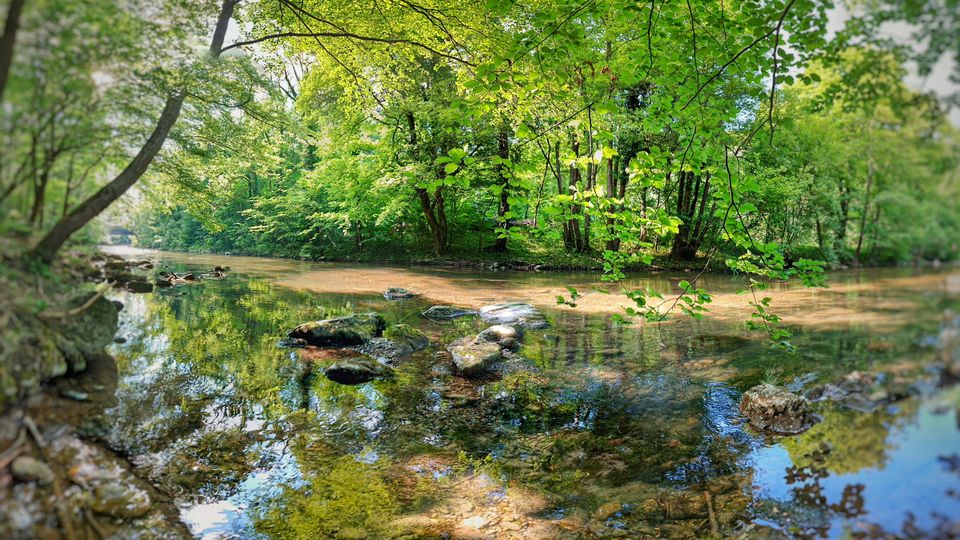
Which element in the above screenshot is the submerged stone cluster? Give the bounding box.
[285,291,550,385]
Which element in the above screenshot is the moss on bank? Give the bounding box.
[0,240,120,413]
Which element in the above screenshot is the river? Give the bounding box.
[98,246,960,539]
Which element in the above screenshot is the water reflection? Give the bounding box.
[98,254,960,538]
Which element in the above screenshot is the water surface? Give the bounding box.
[101,247,960,538]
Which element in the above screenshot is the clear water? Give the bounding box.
[101,248,960,539]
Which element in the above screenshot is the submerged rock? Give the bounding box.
[325,355,393,384]
[289,313,386,346]
[48,432,153,519]
[123,279,154,293]
[383,287,417,300]
[359,324,431,360]
[91,482,152,518]
[479,302,548,329]
[384,324,430,352]
[422,305,478,321]
[277,337,308,349]
[739,384,818,435]
[448,338,502,378]
[61,389,89,401]
[477,324,521,349]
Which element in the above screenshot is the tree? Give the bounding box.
[29,0,239,263]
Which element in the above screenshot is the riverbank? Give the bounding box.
[101,245,960,331]
[121,242,960,275]
[0,245,193,538]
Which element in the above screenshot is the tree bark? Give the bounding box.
[0,0,25,103]
[854,155,874,265]
[30,0,237,263]
[491,125,510,252]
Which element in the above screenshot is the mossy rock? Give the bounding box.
[290,313,386,346]
[384,324,430,353]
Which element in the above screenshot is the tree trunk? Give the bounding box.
[836,178,850,252]
[30,0,237,263]
[854,156,874,265]
[29,169,48,226]
[406,110,448,256]
[670,171,709,261]
[0,0,25,103]
[491,125,510,252]
[416,187,448,256]
[604,155,620,252]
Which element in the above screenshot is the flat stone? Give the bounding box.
[383,287,418,300]
[477,325,521,349]
[448,338,502,378]
[422,306,478,321]
[479,303,548,329]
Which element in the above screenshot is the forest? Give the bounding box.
[1,0,958,276]
[3,1,960,539]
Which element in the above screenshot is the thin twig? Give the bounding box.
[84,508,109,539]
[0,427,27,469]
[23,415,45,448]
[704,491,720,536]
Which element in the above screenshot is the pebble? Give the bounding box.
[462,515,488,529]
[61,390,89,402]
[11,456,54,485]
[594,501,623,520]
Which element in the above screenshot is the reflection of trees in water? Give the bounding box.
[765,398,960,539]
[782,401,914,475]
[106,270,960,538]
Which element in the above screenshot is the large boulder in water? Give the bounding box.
[422,305,477,321]
[289,313,386,346]
[739,384,818,435]
[325,355,393,385]
[477,324,521,350]
[448,338,502,378]
[479,303,548,329]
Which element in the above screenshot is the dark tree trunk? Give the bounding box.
[0,0,24,103]
[566,134,585,252]
[491,125,510,252]
[29,170,48,226]
[416,187,448,255]
[30,0,237,263]
[854,158,875,265]
[406,110,448,256]
[670,171,710,261]
[836,178,850,252]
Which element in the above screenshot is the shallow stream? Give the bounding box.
[99,247,960,539]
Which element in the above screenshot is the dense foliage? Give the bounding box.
[1,0,958,312]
